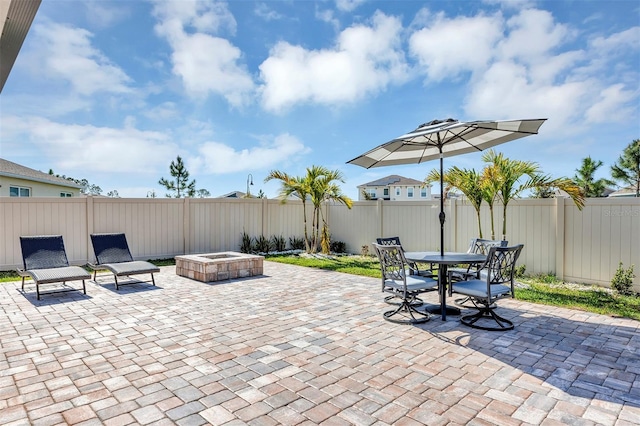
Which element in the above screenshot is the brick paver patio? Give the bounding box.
[1,261,639,425]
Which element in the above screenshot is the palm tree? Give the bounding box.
[307,166,353,253]
[480,163,501,240]
[482,150,585,240]
[574,157,614,197]
[264,170,311,252]
[426,167,485,238]
[611,139,640,197]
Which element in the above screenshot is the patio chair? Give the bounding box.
[450,238,508,307]
[89,233,160,290]
[376,237,436,278]
[450,244,524,331]
[18,235,91,300]
[372,243,438,324]
[376,236,436,306]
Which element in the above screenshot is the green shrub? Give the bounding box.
[240,231,252,253]
[254,235,270,253]
[514,264,526,278]
[289,236,305,251]
[330,241,347,253]
[270,235,286,252]
[611,262,635,295]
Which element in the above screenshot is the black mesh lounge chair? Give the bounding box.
[18,235,90,300]
[89,233,160,290]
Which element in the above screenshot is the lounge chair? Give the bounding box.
[89,233,160,290]
[18,235,91,300]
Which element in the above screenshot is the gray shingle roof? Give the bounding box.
[359,174,425,187]
[0,158,83,189]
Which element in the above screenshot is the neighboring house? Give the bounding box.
[357,175,432,201]
[0,158,82,197]
[608,185,639,197]
[218,191,249,198]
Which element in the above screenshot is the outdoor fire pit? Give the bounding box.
[175,252,264,282]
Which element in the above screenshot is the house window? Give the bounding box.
[395,187,401,196]
[367,189,376,198]
[9,186,30,197]
[421,187,428,198]
[407,187,414,198]
[60,192,72,197]
[383,188,389,197]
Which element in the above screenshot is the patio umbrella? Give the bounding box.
[347,118,547,255]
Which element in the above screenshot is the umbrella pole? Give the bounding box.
[439,152,445,256]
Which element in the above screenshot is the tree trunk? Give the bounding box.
[502,203,509,241]
[302,202,311,253]
[475,208,483,238]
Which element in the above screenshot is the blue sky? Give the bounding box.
[1,0,638,198]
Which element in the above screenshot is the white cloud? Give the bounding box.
[259,11,409,112]
[409,11,504,81]
[465,61,590,127]
[407,7,638,131]
[31,22,132,95]
[152,0,254,107]
[2,115,177,173]
[585,84,637,123]
[143,101,180,121]
[315,8,340,31]
[254,3,283,21]
[335,0,366,12]
[497,9,575,63]
[191,133,311,174]
[84,2,130,29]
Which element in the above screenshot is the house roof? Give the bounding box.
[358,175,425,188]
[0,158,83,189]
[608,185,639,197]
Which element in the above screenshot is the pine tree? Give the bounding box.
[611,140,640,197]
[573,157,614,197]
[158,156,196,198]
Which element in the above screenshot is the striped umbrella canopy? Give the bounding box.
[347,118,547,254]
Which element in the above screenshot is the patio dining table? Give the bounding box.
[405,251,487,321]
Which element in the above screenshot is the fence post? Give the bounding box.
[555,196,565,280]
[183,197,190,255]
[377,198,384,237]
[262,197,268,237]
[449,198,457,252]
[86,196,94,262]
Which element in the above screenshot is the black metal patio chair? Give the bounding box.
[18,235,91,300]
[449,238,508,307]
[89,233,160,290]
[373,243,438,324]
[450,244,524,331]
[376,236,437,306]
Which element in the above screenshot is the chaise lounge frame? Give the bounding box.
[18,235,90,300]
[89,233,160,290]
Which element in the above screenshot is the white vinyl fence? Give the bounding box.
[1,196,638,290]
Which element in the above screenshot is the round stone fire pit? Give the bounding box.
[175,252,264,282]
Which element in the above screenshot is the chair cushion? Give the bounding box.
[451,279,511,299]
[27,266,91,284]
[101,261,160,276]
[384,275,438,292]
